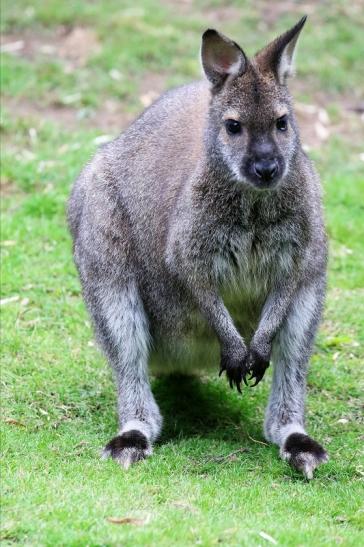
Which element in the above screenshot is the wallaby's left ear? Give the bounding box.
[255,16,307,84]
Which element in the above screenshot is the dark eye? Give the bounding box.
[276,115,288,131]
[225,119,242,135]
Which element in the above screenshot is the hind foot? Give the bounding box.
[280,433,329,479]
[102,429,152,469]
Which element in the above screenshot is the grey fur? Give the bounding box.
[68,17,328,477]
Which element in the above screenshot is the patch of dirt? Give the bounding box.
[294,102,331,150]
[138,72,168,107]
[3,96,83,129]
[158,0,195,16]
[1,26,100,69]
[295,98,364,151]
[2,68,169,134]
[2,96,134,134]
[91,99,134,132]
[258,1,318,27]
[291,79,364,150]
[160,0,241,21]
[1,24,169,132]
[259,0,364,26]
[201,5,243,23]
[0,178,22,197]
[57,27,100,68]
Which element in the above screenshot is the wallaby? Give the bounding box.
[68,16,329,478]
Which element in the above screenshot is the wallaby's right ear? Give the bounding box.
[201,29,247,88]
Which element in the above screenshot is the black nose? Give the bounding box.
[254,159,278,182]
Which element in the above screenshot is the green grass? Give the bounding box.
[1,1,364,545]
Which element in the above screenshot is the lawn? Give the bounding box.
[1,1,364,545]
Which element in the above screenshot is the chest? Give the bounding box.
[213,215,302,296]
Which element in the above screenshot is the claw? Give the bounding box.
[250,375,263,387]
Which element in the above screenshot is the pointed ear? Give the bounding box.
[255,16,307,84]
[201,29,247,88]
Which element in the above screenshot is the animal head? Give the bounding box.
[201,17,307,190]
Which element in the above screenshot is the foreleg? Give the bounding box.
[248,282,296,386]
[191,287,249,392]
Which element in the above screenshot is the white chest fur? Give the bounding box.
[214,222,297,297]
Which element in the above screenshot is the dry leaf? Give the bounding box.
[106,516,146,526]
[4,418,26,427]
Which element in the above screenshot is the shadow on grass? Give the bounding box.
[79,367,269,460]
[79,371,338,481]
[152,373,264,446]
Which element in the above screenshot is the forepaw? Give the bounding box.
[102,430,152,469]
[219,349,249,394]
[281,433,329,479]
[244,349,269,387]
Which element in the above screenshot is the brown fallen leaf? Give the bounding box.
[106,517,146,526]
[4,418,26,427]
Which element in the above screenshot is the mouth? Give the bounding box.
[247,175,281,190]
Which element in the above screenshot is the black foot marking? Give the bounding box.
[219,352,249,394]
[102,430,152,468]
[244,349,270,387]
[281,433,329,479]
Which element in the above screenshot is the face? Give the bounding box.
[209,69,299,190]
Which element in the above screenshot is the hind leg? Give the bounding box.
[264,281,328,479]
[88,280,162,468]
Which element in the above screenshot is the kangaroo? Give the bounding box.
[68,16,329,478]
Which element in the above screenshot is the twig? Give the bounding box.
[247,434,269,446]
[204,447,248,463]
